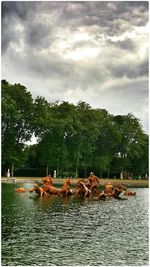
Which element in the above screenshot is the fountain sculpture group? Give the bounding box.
[15,172,136,200]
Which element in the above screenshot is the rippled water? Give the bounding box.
[2,182,149,266]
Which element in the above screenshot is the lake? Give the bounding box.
[1,182,149,266]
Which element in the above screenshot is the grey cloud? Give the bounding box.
[25,22,51,49]
[56,1,148,32]
[6,46,75,84]
[97,78,149,132]
[30,56,73,79]
[2,1,149,53]
[2,1,38,52]
[113,79,148,98]
[108,58,149,80]
[2,1,37,20]
[2,16,17,52]
[111,38,136,51]
[107,38,136,53]
[10,51,104,92]
[136,59,149,77]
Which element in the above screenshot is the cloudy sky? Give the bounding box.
[2,1,149,132]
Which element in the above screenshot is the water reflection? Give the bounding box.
[2,183,149,266]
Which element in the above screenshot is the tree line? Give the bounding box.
[2,80,148,179]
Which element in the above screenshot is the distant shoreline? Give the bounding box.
[1,177,149,188]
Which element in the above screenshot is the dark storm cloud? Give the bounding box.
[2,1,37,20]
[107,57,149,80]
[138,59,149,77]
[55,1,149,32]
[2,1,149,52]
[2,16,17,52]
[2,1,38,52]
[25,22,51,49]
[112,38,136,51]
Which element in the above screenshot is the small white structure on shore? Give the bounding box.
[120,172,123,179]
[6,168,16,183]
[54,170,57,178]
[7,169,10,178]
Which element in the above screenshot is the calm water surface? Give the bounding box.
[2,182,149,266]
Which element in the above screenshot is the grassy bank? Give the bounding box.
[1,177,149,188]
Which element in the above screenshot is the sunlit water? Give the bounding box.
[2,182,149,266]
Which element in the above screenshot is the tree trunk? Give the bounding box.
[75,167,78,178]
[75,150,80,177]
[107,163,110,178]
[57,152,60,174]
[11,162,14,177]
[46,164,48,176]
[84,166,87,178]
[65,166,68,172]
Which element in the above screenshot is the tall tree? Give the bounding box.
[113,113,147,178]
[2,80,33,176]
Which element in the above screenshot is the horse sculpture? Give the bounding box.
[84,172,101,197]
[41,183,62,195]
[40,176,60,194]
[109,184,127,199]
[90,184,101,197]
[15,188,27,193]
[60,178,73,196]
[86,173,100,188]
[30,178,73,196]
[29,184,48,197]
[104,182,114,195]
[75,180,91,198]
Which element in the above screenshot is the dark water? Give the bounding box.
[1,182,149,266]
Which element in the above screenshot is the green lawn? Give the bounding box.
[2,177,149,188]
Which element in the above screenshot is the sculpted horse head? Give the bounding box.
[65,177,71,185]
[60,178,73,196]
[42,176,53,185]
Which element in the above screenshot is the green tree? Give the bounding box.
[128,133,149,177]
[93,110,121,177]
[113,113,147,178]
[2,80,33,176]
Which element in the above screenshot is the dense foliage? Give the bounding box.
[1,80,149,178]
